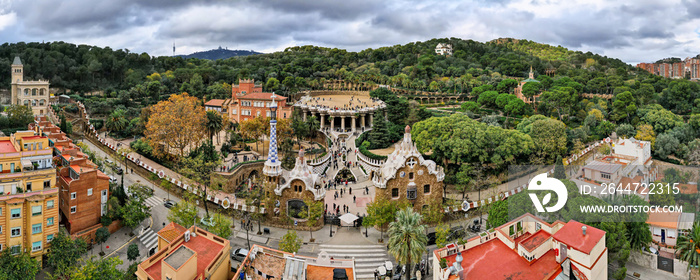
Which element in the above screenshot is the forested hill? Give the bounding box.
[0,38,638,94]
[176,48,261,60]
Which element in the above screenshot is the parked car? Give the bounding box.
[164,200,176,209]
[109,176,117,183]
[231,248,249,262]
[112,165,123,175]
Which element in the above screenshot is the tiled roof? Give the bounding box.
[646,211,681,229]
[238,92,288,101]
[204,99,226,107]
[0,141,16,153]
[158,222,187,244]
[552,220,605,255]
[584,161,623,173]
[12,56,22,65]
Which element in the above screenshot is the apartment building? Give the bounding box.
[0,130,57,265]
[30,116,110,239]
[636,57,700,80]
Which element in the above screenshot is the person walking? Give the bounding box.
[353,195,356,203]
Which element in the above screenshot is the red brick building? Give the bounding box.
[30,117,109,236]
[205,79,293,123]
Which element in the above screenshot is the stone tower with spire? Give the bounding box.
[263,94,282,185]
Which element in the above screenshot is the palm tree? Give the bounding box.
[306,116,320,139]
[677,221,700,267]
[388,207,427,280]
[105,109,128,136]
[205,110,224,144]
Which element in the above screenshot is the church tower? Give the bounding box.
[10,56,23,105]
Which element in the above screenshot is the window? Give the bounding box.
[283,113,287,118]
[32,241,41,252]
[46,200,54,209]
[11,245,20,255]
[409,172,414,180]
[11,227,21,237]
[536,223,541,231]
[44,180,50,189]
[47,234,54,243]
[0,226,2,233]
[407,187,417,200]
[32,224,42,234]
[71,192,76,200]
[11,208,20,219]
[391,188,399,198]
[231,109,237,115]
[601,172,611,179]
[424,184,430,194]
[26,182,32,191]
[47,217,54,226]
[87,188,93,196]
[0,207,2,216]
[70,206,76,213]
[32,205,41,216]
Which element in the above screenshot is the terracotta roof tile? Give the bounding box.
[158,222,187,243]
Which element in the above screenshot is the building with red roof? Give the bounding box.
[30,116,110,240]
[227,79,292,123]
[136,225,231,280]
[233,244,356,280]
[433,214,607,280]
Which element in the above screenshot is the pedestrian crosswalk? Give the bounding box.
[319,244,390,280]
[143,196,161,208]
[138,227,158,252]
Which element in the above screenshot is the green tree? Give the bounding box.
[517,116,566,164]
[279,230,302,253]
[95,227,111,254]
[306,115,320,139]
[0,250,40,280]
[205,110,224,144]
[611,91,636,122]
[209,212,233,239]
[387,207,427,280]
[460,101,480,113]
[435,223,450,248]
[167,200,200,227]
[121,194,151,229]
[487,200,509,228]
[626,222,652,252]
[105,109,129,136]
[654,133,679,159]
[676,222,700,267]
[615,123,635,138]
[46,231,88,279]
[68,257,125,280]
[265,77,280,92]
[178,154,223,218]
[367,112,391,148]
[496,79,518,93]
[521,81,541,98]
[127,243,140,263]
[298,197,324,242]
[365,199,401,242]
[6,105,34,127]
[553,155,565,179]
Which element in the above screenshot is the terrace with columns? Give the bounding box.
[294,93,386,137]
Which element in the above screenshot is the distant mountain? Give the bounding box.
[176,47,262,60]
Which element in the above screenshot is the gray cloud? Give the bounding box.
[0,0,697,64]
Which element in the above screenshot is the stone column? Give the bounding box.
[320,114,325,129]
[331,114,335,130]
[369,113,374,126]
[384,110,388,120]
[361,114,366,129]
[351,115,356,131]
[341,116,346,132]
[303,109,307,121]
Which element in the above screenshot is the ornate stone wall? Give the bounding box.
[375,156,443,213]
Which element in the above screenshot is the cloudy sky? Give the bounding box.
[0,0,699,64]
